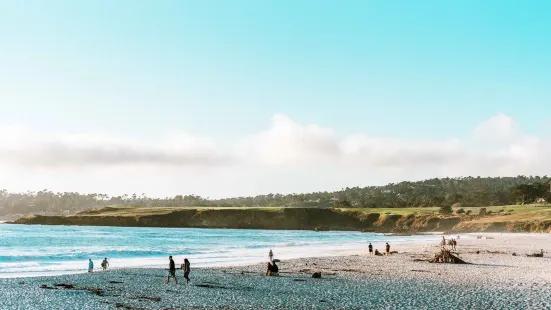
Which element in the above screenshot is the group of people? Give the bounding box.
[166,255,191,285]
[442,236,458,251]
[87,256,191,286]
[87,258,109,273]
[368,242,392,256]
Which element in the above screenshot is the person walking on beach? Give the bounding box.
[88,259,94,273]
[452,239,457,251]
[183,258,191,285]
[441,236,446,248]
[368,243,373,255]
[269,249,274,262]
[101,258,109,271]
[385,242,390,255]
[166,256,178,284]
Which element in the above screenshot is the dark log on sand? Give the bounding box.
[526,249,544,258]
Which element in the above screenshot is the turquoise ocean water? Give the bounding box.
[0,224,439,278]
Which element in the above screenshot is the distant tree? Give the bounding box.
[333,200,352,208]
[509,182,548,204]
[1,175,551,216]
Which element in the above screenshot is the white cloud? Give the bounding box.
[237,112,551,177]
[0,126,232,168]
[472,112,520,143]
[1,113,550,196]
[236,114,341,166]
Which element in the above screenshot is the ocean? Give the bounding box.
[0,224,439,278]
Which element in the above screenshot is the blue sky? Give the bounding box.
[0,1,550,197]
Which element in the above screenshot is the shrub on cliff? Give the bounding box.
[333,200,352,208]
[455,208,465,214]
[479,207,488,216]
[439,205,453,215]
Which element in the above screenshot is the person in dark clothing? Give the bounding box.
[385,242,390,254]
[101,258,109,271]
[368,243,373,255]
[183,258,191,285]
[266,262,279,276]
[166,256,178,284]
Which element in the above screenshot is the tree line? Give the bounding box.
[1,176,550,216]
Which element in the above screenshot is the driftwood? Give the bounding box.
[414,249,470,264]
[429,249,470,264]
[526,249,544,258]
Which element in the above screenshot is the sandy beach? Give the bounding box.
[1,233,550,310]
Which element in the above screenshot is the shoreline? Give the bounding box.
[1,233,550,309]
[1,231,547,280]
[0,225,446,279]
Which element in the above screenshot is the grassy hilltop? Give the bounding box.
[13,204,551,233]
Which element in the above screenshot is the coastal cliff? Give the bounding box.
[11,207,551,233]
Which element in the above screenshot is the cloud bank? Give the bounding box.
[0,127,231,168]
[0,113,550,178]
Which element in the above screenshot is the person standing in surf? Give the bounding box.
[88,258,94,273]
[101,258,109,271]
[268,249,274,262]
[368,243,373,255]
[385,242,390,255]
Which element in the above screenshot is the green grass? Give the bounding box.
[339,204,551,222]
[338,207,440,215]
[77,205,285,216]
[77,204,551,221]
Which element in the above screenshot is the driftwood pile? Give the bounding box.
[526,249,544,258]
[414,249,470,264]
